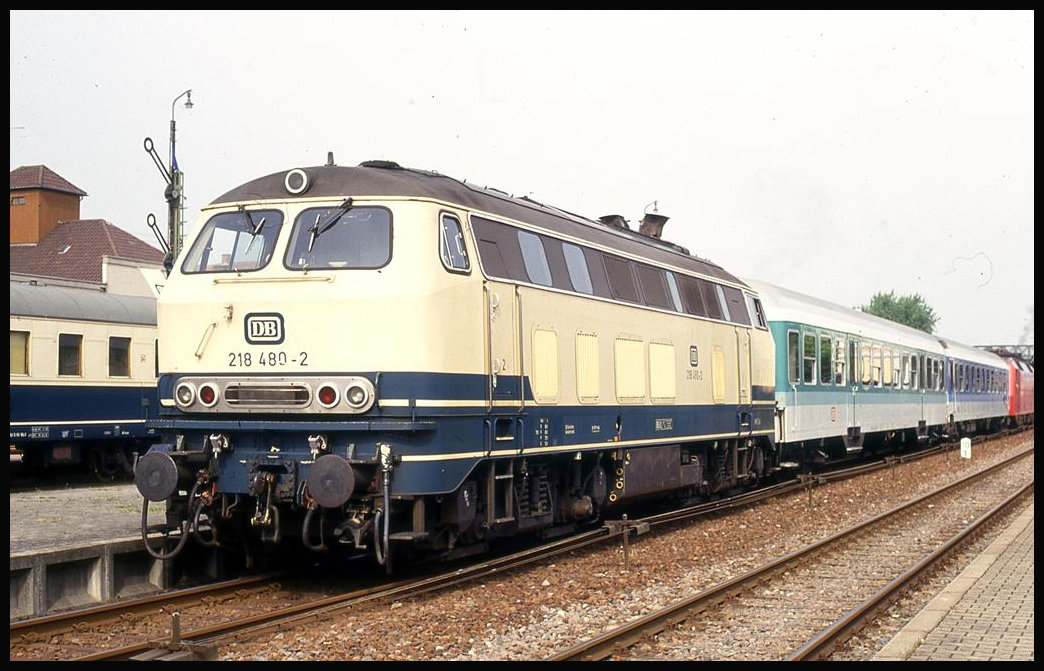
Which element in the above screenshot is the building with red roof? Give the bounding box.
[10,165,164,296]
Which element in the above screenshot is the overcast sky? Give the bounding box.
[10,10,1033,347]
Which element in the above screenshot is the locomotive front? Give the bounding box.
[136,162,485,565]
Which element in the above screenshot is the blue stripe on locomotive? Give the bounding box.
[10,384,159,443]
[155,371,774,497]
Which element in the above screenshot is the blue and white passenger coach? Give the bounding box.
[745,279,1009,463]
[138,158,778,563]
[10,282,159,477]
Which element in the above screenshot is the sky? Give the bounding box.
[10,10,1034,348]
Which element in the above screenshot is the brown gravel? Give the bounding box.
[211,431,1034,661]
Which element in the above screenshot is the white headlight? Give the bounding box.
[175,382,196,407]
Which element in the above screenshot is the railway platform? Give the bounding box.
[9,483,211,621]
[874,501,1034,661]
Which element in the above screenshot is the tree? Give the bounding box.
[860,291,939,333]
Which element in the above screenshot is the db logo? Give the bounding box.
[244,313,284,344]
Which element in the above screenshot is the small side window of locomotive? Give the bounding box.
[721,286,750,325]
[58,333,83,377]
[714,285,732,322]
[636,264,672,310]
[182,209,284,274]
[517,230,552,286]
[604,255,640,304]
[10,330,29,375]
[745,294,768,329]
[562,243,593,295]
[700,280,724,320]
[439,213,470,272]
[678,276,707,317]
[108,336,131,377]
[286,206,390,270]
[664,272,684,312]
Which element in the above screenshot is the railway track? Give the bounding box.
[545,447,1033,661]
[10,428,1030,661]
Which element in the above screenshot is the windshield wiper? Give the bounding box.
[308,198,354,252]
[239,207,267,239]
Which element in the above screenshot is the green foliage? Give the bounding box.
[860,291,939,333]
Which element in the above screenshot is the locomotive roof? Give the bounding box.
[9,282,156,326]
[209,160,743,286]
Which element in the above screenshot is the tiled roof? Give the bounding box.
[10,165,88,196]
[9,219,164,283]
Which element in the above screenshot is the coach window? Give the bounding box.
[882,347,893,387]
[872,345,883,387]
[910,354,919,390]
[11,330,29,375]
[58,333,83,377]
[664,271,685,313]
[439,213,470,273]
[803,333,817,385]
[108,336,132,377]
[184,209,284,274]
[819,335,832,386]
[636,264,673,310]
[604,255,641,304]
[834,337,846,384]
[848,340,859,386]
[861,343,872,387]
[787,331,800,385]
[517,230,552,287]
[562,243,593,295]
[901,353,910,388]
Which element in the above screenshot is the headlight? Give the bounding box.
[175,382,196,408]
[344,377,376,412]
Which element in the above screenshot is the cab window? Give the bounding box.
[182,209,284,274]
[285,206,391,270]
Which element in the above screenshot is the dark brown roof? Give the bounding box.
[213,161,741,285]
[9,219,164,283]
[10,165,88,196]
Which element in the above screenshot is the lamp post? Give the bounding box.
[167,89,193,261]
